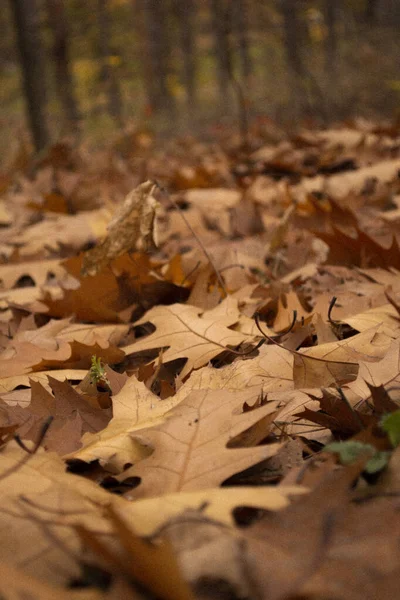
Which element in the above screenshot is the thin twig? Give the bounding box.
[254,313,358,367]
[254,310,297,339]
[0,416,53,484]
[156,183,228,298]
[180,260,200,286]
[328,296,338,325]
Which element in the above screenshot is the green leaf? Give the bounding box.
[363,451,391,474]
[380,410,400,448]
[324,441,390,474]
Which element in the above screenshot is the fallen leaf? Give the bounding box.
[119,388,282,497]
[69,373,183,471]
[81,181,159,276]
[123,297,257,379]
[121,485,308,534]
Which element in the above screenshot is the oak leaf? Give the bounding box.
[173,343,294,396]
[123,297,257,379]
[15,208,110,257]
[0,317,127,378]
[119,388,282,497]
[316,225,400,269]
[0,258,65,289]
[0,377,111,455]
[121,485,308,534]
[69,374,183,471]
[344,340,400,408]
[0,368,88,394]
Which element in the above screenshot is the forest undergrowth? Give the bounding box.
[0,119,400,599]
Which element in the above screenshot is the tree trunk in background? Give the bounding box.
[210,0,232,108]
[280,0,307,116]
[365,0,379,24]
[325,0,338,79]
[173,0,196,112]
[10,0,50,151]
[97,0,123,127]
[46,0,80,131]
[142,0,175,114]
[381,0,400,27]
[233,0,252,85]
[281,0,304,80]
[132,0,155,116]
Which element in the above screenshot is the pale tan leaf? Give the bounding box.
[69,374,183,471]
[123,296,255,379]
[0,369,88,394]
[174,343,294,397]
[119,388,282,497]
[0,258,65,289]
[122,486,308,535]
[293,353,358,388]
[344,340,400,407]
[341,304,400,339]
[81,181,159,276]
[17,208,110,257]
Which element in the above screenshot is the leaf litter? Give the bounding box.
[1,122,400,598]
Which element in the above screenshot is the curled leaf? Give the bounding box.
[81,181,159,276]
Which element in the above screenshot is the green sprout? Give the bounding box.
[90,355,110,389]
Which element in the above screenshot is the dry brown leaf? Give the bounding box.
[123,296,256,379]
[293,352,358,388]
[0,317,126,378]
[316,225,400,269]
[301,324,393,363]
[79,506,195,600]
[69,374,183,471]
[119,388,282,497]
[173,343,294,396]
[344,340,400,407]
[0,368,88,394]
[121,485,308,534]
[0,562,98,600]
[0,258,65,289]
[0,444,114,585]
[16,208,110,257]
[342,303,400,338]
[0,376,111,454]
[81,181,159,276]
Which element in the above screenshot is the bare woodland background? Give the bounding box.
[3,0,400,154]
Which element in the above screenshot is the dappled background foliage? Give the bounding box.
[3,0,400,156]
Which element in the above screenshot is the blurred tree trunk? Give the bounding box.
[281,0,304,81]
[324,0,338,79]
[281,0,327,120]
[173,0,196,112]
[365,0,379,24]
[210,0,232,107]
[233,0,252,85]
[45,0,80,131]
[10,0,50,151]
[132,0,155,115]
[142,0,175,114]
[280,0,305,115]
[381,0,400,26]
[97,0,123,127]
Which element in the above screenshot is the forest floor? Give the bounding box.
[0,119,400,599]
